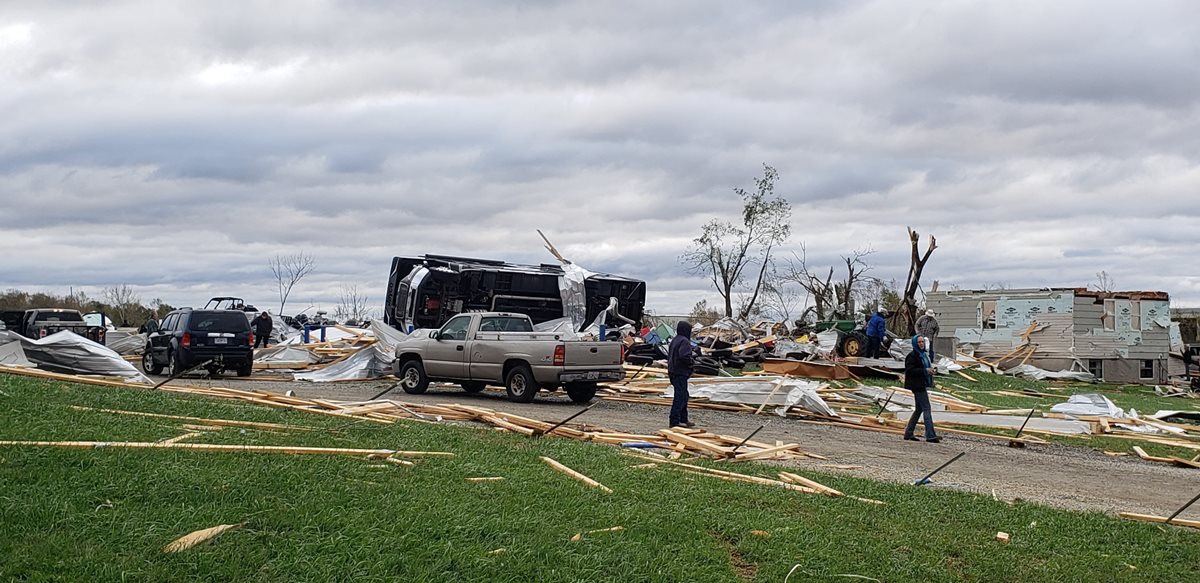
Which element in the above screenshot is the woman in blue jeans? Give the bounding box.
[903,335,941,443]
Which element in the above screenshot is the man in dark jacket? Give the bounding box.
[903,335,940,442]
[865,310,887,358]
[667,320,696,428]
[251,312,273,348]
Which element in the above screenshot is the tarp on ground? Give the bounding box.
[1050,393,1125,418]
[1003,364,1095,382]
[663,377,836,417]
[0,342,33,367]
[0,330,150,383]
[293,322,410,382]
[255,345,320,364]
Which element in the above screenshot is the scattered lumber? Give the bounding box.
[1118,512,1200,530]
[540,456,612,493]
[0,440,422,458]
[69,405,320,432]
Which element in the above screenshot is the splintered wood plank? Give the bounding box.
[1118,512,1200,530]
[540,456,612,493]
[659,430,734,457]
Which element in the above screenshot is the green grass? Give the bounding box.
[856,370,1200,459]
[2,374,1198,582]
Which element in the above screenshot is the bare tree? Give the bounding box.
[1094,270,1115,293]
[782,245,874,321]
[102,284,141,326]
[269,252,316,315]
[682,164,791,319]
[335,284,372,323]
[897,227,937,335]
[758,263,808,325]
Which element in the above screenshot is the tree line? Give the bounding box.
[0,286,174,327]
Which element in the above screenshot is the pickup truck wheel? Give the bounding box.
[399,360,430,394]
[505,365,538,403]
[565,382,597,403]
[142,347,163,375]
[460,381,486,394]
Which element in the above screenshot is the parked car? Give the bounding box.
[392,312,624,403]
[142,308,255,377]
[9,308,107,344]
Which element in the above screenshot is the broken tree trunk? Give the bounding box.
[899,227,937,336]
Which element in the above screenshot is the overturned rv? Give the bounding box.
[384,255,646,333]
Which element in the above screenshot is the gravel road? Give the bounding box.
[165,372,1200,521]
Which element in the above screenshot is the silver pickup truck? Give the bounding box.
[392,312,624,403]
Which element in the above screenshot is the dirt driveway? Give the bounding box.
[169,373,1199,521]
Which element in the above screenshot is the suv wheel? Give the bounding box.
[505,364,538,403]
[236,362,253,377]
[166,350,182,377]
[565,382,597,403]
[142,346,163,375]
[398,360,429,394]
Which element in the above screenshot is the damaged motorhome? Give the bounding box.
[927,288,1177,384]
[383,255,646,333]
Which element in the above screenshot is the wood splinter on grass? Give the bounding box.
[163,523,243,553]
[466,476,505,482]
[750,530,770,538]
[571,526,625,542]
[487,548,506,556]
[384,457,415,467]
[540,456,613,493]
[628,463,659,469]
[995,532,1010,544]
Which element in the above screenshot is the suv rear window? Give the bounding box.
[187,311,250,332]
[34,311,84,323]
[478,316,534,332]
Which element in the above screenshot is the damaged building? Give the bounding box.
[927,288,1180,384]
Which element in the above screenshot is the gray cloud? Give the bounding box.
[2,0,1199,316]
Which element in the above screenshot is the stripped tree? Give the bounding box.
[269,251,316,315]
[897,227,937,335]
[682,164,791,319]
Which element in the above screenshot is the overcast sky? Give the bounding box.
[2,0,1199,318]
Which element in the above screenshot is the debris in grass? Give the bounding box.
[750,530,770,538]
[163,523,243,553]
[995,532,1010,544]
[540,456,613,493]
[466,476,505,482]
[487,548,506,556]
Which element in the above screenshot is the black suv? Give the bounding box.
[143,308,255,377]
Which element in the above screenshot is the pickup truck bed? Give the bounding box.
[393,312,623,403]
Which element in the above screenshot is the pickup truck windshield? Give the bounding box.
[478,316,534,332]
[188,311,250,332]
[34,311,84,323]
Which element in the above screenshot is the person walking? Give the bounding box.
[251,311,273,348]
[903,335,940,443]
[865,310,887,358]
[667,320,696,428]
[915,309,940,362]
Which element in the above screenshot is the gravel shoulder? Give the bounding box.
[168,373,1200,520]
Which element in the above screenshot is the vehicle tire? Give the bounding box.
[398,360,430,394]
[839,331,869,358]
[505,364,538,403]
[709,348,734,358]
[460,381,486,394]
[142,346,163,375]
[625,354,655,366]
[722,356,747,369]
[693,364,721,376]
[166,350,183,377]
[696,356,722,369]
[236,362,253,377]
[566,382,597,403]
[738,347,765,362]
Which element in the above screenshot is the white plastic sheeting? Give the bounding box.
[0,342,33,367]
[559,262,592,331]
[814,330,840,355]
[0,330,150,383]
[293,322,410,382]
[1050,393,1125,418]
[663,378,837,417]
[256,345,321,365]
[105,331,146,356]
[1003,364,1095,382]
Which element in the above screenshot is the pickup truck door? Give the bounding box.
[424,315,471,379]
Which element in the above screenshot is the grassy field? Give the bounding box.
[852,369,1200,459]
[2,373,1198,582]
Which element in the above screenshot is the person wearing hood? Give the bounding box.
[903,335,940,442]
[915,309,940,362]
[865,310,887,358]
[251,311,274,348]
[667,320,697,428]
